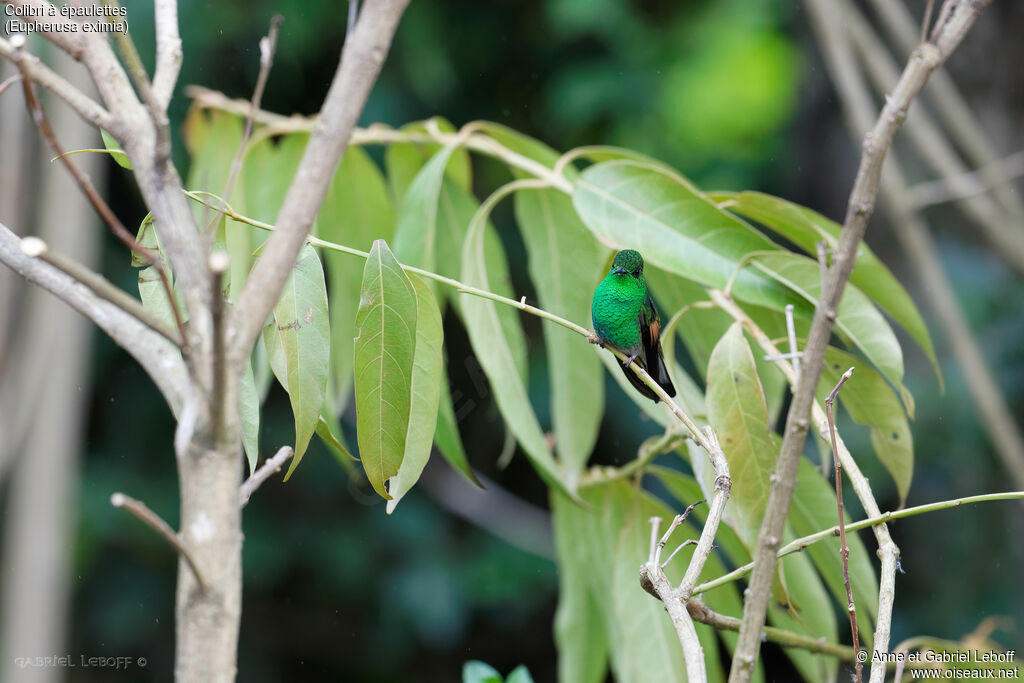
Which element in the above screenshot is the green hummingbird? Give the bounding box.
[591,249,676,402]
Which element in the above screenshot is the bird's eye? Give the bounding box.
[632,268,642,278]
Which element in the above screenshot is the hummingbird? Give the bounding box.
[591,249,676,402]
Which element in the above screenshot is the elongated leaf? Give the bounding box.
[705,322,778,548]
[516,188,607,486]
[720,191,939,379]
[392,145,461,277]
[472,122,566,171]
[101,128,131,169]
[316,414,355,464]
[572,160,797,312]
[240,358,260,475]
[461,189,565,493]
[263,243,330,479]
[790,458,878,647]
[818,346,915,503]
[319,146,396,414]
[385,118,471,203]
[435,372,480,486]
[353,240,418,499]
[386,275,444,513]
[751,252,904,388]
[232,133,309,298]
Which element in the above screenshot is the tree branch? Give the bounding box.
[728,2,990,680]
[110,492,206,592]
[239,446,294,507]
[152,0,182,110]
[0,222,186,413]
[229,0,411,367]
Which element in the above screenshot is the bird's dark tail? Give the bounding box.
[621,348,675,403]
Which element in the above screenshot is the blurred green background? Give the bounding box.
[6,0,1024,681]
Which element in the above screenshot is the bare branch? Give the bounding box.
[826,368,861,683]
[908,149,1024,209]
[730,2,990,679]
[239,446,294,507]
[0,37,112,129]
[111,492,206,592]
[0,222,186,412]
[229,0,411,366]
[152,0,182,109]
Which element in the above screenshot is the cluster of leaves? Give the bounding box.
[140,109,938,680]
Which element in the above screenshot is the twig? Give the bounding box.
[728,2,989,680]
[19,237,182,346]
[920,0,936,44]
[0,72,22,97]
[691,490,1024,595]
[907,149,1024,209]
[152,0,183,110]
[10,54,190,354]
[110,492,206,592]
[213,15,283,237]
[826,367,861,683]
[239,446,294,507]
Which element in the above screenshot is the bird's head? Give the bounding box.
[611,249,644,278]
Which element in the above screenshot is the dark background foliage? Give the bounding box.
[17,0,1023,680]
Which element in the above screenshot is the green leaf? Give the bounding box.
[572,160,795,311]
[790,458,878,647]
[720,191,939,380]
[353,239,418,499]
[461,661,503,683]
[704,322,778,548]
[263,243,330,480]
[315,414,355,464]
[319,146,396,414]
[392,145,461,277]
[385,118,471,203]
[751,252,904,388]
[240,357,260,475]
[232,133,309,298]
[434,371,481,486]
[461,188,566,494]
[516,188,607,486]
[819,346,915,503]
[101,128,131,169]
[504,666,535,683]
[472,122,566,171]
[386,274,444,513]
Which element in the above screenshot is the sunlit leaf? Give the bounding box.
[385,117,471,204]
[319,146,396,414]
[353,240,417,499]
[386,275,444,513]
[705,322,777,548]
[461,188,566,494]
[719,191,939,381]
[462,661,503,683]
[751,252,904,388]
[818,346,915,503]
[263,243,330,479]
[516,187,607,486]
[101,128,131,169]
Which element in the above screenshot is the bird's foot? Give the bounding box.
[621,352,638,368]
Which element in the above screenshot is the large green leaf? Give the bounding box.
[751,252,904,388]
[572,160,797,312]
[232,133,309,298]
[461,188,565,493]
[263,243,330,479]
[516,188,607,486]
[719,191,939,379]
[818,346,915,503]
[353,240,418,499]
[319,146,396,414]
[704,322,778,549]
[386,275,444,513]
[790,457,879,647]
[385,118,471,204]
[392,145,461,277]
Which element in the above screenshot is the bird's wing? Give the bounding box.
[641,293,676,395]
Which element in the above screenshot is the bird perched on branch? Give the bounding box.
[591,249,676,402]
